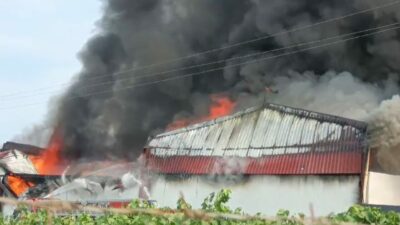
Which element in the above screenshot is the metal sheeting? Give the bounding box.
[0,150,38,174]
[1,142,43,155]
[145,103,367,175]
[145,151,362,175]
[147,103,367,157]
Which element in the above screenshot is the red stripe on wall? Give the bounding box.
[145,151,362,175]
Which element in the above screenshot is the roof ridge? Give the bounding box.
[149,102,367,141]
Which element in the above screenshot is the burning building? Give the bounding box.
[1,101,400,216]
[3,0,400,218]
[142,102,369,215]
[0,141,137,215]
[0,140,67,198]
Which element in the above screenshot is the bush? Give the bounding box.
[0,190,399,225]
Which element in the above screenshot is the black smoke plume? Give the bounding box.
[56,0,400,160]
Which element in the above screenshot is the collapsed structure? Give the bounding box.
[0,102,398,215]
[0,142,138,215]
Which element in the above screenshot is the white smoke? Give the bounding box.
[237,70,400,173]
[367,95,400,173]
[271,71,400,174]
[12,124,53,148]
[11,95,62,148]
[273,71,398,120]
[236,70,398,121]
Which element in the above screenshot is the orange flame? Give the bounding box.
[7,175,34,196]
[29,129,68,175]
[167,95,236,130]
[208,96,236,119]
[6,129,68,196]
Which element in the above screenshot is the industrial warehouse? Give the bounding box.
[3,0,400,224]
[144,102,367,215]
[0,102,399,216]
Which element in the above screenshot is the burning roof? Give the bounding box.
[1,142,43,155]
[0,141,142,199]
[145,102,368,175]
[0,103,369,203]
[0,145,56,197]
[0,150,38,174]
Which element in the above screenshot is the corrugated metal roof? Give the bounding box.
[0,150,38,174]
[145,103,368,175]
[2,142,43,155]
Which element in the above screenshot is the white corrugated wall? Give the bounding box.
[150,175,359,216]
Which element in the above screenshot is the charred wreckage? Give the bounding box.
[0,141,146,215]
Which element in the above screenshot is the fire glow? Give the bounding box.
[6,96,235,196]
[29,132,68,175]
[7,131,69,196]
[167,95,236,130]
[7,176,34,197]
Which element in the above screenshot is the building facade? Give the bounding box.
[144,103,368,215]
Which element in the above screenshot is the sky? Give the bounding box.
[0,0,101,146]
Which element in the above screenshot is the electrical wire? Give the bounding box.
[1,24,399,111]
[1,0,399,99]
[1,22,399,103]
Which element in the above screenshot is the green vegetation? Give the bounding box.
[1,189,399,225]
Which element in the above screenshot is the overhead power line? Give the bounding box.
[1,21,399,103]
[0,0,399,99]
[1,24,399,111]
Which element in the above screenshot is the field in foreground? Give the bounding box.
[1,189,399,225]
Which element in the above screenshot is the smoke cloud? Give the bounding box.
[236,70,398,120]
[52,0,400,160]
[368,95,400,174]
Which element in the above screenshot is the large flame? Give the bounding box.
[6,130,68,197]
[29,129,68,175]
[167,95,236,130]
[7,175,34,196]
